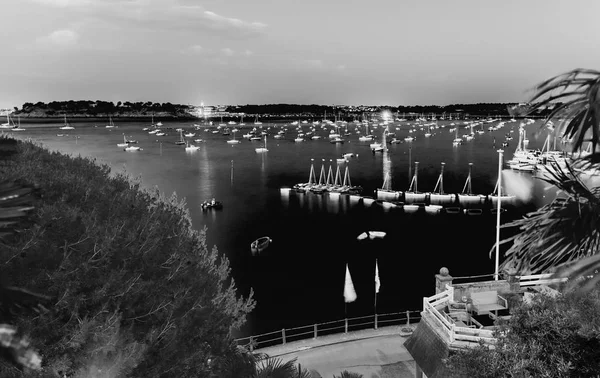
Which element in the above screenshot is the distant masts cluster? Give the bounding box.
[291,158,362,195]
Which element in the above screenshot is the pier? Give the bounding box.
[283,159,519,216]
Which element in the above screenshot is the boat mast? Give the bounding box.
[318,159,326,185]
[343,166,352,187]
[326,160,334,186]
[408,162,419,193]
[432,162,445,194]
[462,163,473,195]
[334,163,342,186]
[308,159,316,185]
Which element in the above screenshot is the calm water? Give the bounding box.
[8,119,553,338]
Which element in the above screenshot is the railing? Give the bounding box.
[451,273,498,283]
[422,285,495,346]
[518,273,568,287]
[235,310,422,350]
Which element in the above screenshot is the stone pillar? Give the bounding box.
[504,266,520,293]
[435,267,453,294]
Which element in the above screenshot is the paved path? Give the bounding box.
[255,325,417,378]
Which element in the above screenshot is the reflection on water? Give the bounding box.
[11,119,561,339]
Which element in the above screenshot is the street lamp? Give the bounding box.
[495,149,504,280]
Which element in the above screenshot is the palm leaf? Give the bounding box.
[254,356,312,378]
[522,69,600,153]
[494,160,600,285]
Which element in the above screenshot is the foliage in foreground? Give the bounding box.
[217,346,314,378]
[500,68,600,290]
[0,137,255,377]
[444,283,600,378]
[333,371,363,378]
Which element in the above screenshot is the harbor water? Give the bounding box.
[7,119,552,338]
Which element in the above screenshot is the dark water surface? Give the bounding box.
[8,119,553,338]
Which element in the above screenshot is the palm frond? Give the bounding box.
[496,160,600,276]
[522,69,600,153]
[254,356,312,378]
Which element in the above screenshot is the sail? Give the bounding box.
[375,259,381,294]
[343,264,357,303]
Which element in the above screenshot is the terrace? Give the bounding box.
[404,267,567,378]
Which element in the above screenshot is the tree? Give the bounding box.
[333,371,363,378]
[215,346,313,378]
[498,68,600,290]
[0,137,255,377]
[443,282,600,377]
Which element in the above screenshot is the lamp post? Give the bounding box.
[495,149,504,280]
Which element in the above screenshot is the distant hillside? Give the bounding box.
[227,102,548,117]
[14,100,196,119]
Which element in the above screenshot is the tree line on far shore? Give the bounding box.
[14,100,193,117]
[12,100,556,118]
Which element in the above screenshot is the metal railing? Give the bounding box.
[518,273,568,287]
[422,285,495,346]
[235,310,422,350]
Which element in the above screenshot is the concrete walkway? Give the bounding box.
[255,325,417,378]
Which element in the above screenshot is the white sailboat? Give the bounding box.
[427,163,456,205]
[175,129,186,145]
[0,114,13,129]
[106,116,116,128]
[185,141,200,151]
[59,115,75,130]
[227,130,241,144]
[452,127,462,146]
[255,135,268,153]
[0,114,9,128]
[11,116,25,131]
[117,134,129,147]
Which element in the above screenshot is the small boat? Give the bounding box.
[201,199,223,210]
[175,130,186,145]
[185,142,200,151]
[117,134,129,148]
[255,135,268,153]
[59,115,75,130]
[250,236,272,255]
[343,153,358,159]
[106,116,116,128]
[124,145,141,151]
[356,231,386,240]
[227,131,241,144]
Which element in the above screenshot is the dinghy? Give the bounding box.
[251,236,272,255]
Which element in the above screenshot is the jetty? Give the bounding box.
[282,159,518,215]
[374,161,517,214]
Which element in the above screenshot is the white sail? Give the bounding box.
[375,259,381,294]
[343,264,357,303]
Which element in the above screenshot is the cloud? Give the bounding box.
[37,29,79,47]
[184,45,204,54]
[31,0,91,6]
[203,11,267,33]
[221,47,234,56]
[304,59,324,68]
[28,0,268,39]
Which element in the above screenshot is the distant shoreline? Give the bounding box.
[13,115,199,124]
